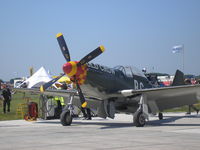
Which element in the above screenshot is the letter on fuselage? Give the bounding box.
[134,80,144,90]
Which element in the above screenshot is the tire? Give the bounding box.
[60,110,72,126]
[133,111,146,127]
[158,112,163,120]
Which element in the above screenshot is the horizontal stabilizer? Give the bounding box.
[171,70,185,86]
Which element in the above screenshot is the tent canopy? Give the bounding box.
[22,67,52,88]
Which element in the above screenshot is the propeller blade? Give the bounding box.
[77,45,105,66]
[40,73,65,92]
[76,82,87,108]
[56,33,71,62]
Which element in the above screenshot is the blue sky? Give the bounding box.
[0,0,200,81]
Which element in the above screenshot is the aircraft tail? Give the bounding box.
[171,70,185,86]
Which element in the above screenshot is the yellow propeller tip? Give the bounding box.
[40,86,44,92]
[81,101,87,108]
[56,33,63,38]
[100,45,105,52]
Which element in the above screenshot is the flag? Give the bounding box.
[172,45,183,53]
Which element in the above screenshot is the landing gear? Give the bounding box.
[60,94,74,126]
[158,112,163,120]
[133,94,148,127]
[133,111,146,127]
[60,110,72,126]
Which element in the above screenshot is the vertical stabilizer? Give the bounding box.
[171,70,185,86]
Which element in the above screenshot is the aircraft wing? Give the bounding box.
[120,84,200,112]
[15,88,78,97]
[14,88,102,109]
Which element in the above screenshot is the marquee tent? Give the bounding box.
[21,67,52,88]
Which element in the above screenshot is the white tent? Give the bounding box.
[21,67,52,88]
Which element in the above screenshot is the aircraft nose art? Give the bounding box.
[63,61,88,85]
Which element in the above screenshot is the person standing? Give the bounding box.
[1,85,11,113]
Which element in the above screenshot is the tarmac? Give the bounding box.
[0,112,200,150]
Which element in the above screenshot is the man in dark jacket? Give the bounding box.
[1,85,11,113]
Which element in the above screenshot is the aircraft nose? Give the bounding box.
[63,61,78,77]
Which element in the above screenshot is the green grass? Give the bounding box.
[0,92,40,121]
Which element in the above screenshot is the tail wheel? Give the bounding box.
[158,112,163,120]
[60,110,72,126]
[133,111,146,127]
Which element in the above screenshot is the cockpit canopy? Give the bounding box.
[114,66,147,78]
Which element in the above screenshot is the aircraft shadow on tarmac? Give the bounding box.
[72,115,200,128]
[35,115,200,129]
[147,115,200,127]
[35,121,61,125]
[72,121,134,129]
[35,119,134,129]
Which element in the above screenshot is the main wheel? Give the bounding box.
[133,111,146,127]
[60,110,72,126]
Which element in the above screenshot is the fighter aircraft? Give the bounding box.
[17,33,200,127]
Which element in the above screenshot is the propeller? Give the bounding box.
[56,33,71,62]
[40,73,65,92]
[75,79,87,108]
[40,33,105,108]
[40,33,71,92]
[77,46,105,66]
